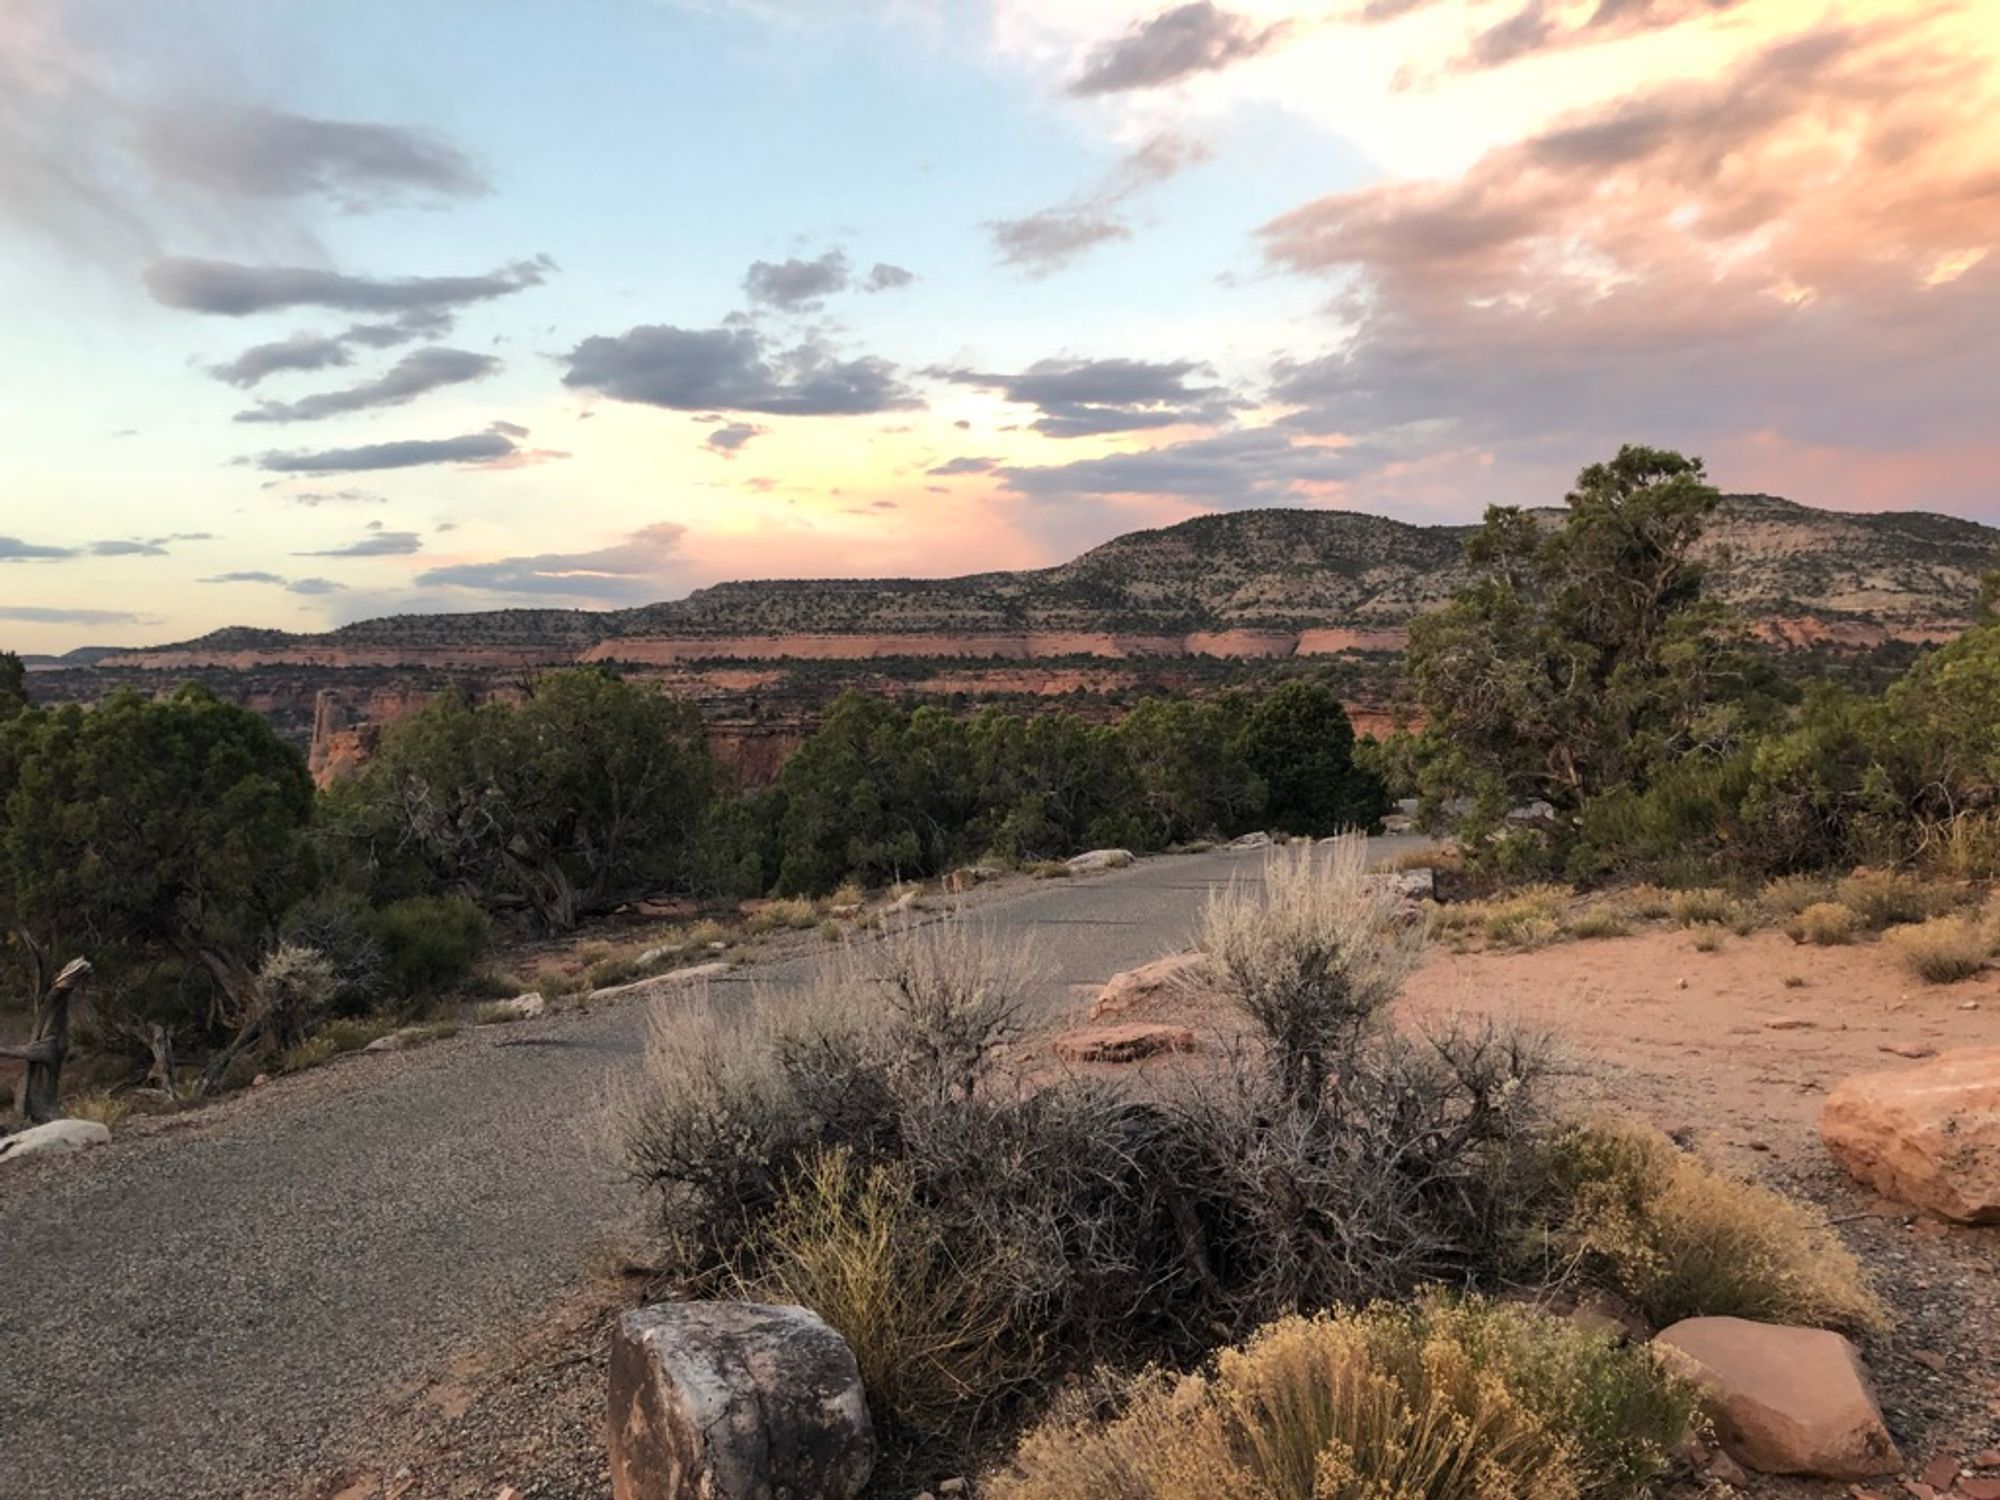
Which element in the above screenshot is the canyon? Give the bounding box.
[23,496,1994,784]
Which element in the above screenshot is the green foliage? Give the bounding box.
[1115,695,1263,847]
[1234,679,1388,836]
[0,652,27,718]
[365,893,489,998]
[1409,446,1778,871]
[324,669,715,930]
[0,686,316,1038]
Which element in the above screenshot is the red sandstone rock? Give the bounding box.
[1090,952,1209,1020]
[1653,1317,1900,1479]
[1053,1023,1197,1064]
[1820,1047,2000,1223]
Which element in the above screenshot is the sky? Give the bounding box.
[2,0,1997,653]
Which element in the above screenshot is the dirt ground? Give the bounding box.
[299,925,2000,1500]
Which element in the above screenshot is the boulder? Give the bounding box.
[1819,1046,2000,1223]
[1067,848,1134,874]
[364,1029,416,1053]
[486,992,546,1022]
[608,1302,873,1500]
[1363,868,1435,903]
[1091,951,1209,1020]
[1229,830,1272,849]
[1652,1317,1899,1479]
[1053,1023,1197,1064]
[594,963,731,1002]
[0,1117,111,1165]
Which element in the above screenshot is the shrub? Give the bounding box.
[366,894,489,998]
[1525,1116,1884,1333]
[1759,874,1834,919]
[994,1294,1695,1500]
[1835,870,1958,931]
[279,1014,395,1072]
[1668,888,1744,929]
[1888,916,1990,984]
[1786,901,1856,946]
[1689,925,1724,953]
[746,897,818,935]
[1564,908,1630,941]
[1202,838,1429,1105]
[743,1148,1041,1435]
[1612,885,1674,921]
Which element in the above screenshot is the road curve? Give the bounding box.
[0,840,1412,1500]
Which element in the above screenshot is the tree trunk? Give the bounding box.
[1,958,90,1125]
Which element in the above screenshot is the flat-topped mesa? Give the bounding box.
[98,497,1996,671]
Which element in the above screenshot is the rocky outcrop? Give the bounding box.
[1820,1046,2000,1223]
[0,1117,111,1165]
[1092,952,1209,1020]
[1053,1023,1197,1063]
[607,1302,873,1500]
[1653,1317,1900,1479]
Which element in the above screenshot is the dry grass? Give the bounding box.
[1530,1116,1885,1334]
[743,1147,1040,1435]
[748,897,819,935]
[1372,845,1463,875]
[1432,883,1571,949]
[1887,915,1991,984]
[278,1015,397,1072]
[1668,888,1749,931]
[1759,874,1835,919]
[1563,907,1631,941]
[994,1294,1694,1500]
[1786,901,1857,946]
[1835,870,1962,931]
[1688,926,1725,953]
[64,1089,134,1128]
[1610,885,1674,921]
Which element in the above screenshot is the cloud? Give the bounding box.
[297,529,423,557]
[1446,0,1739,74]
[926,455,999,476]
[415,522,692,603]
[287,488,388,506]
[0,536,77,561]
[234,347,500,423]
[208,332,355,388]
[145,255,552,317]
[200,569,346,595]
[936,357,1241,437]
[133,103,486,207]
[745,250,851,310]
[987,133,1211,276]
[0,605,155,626]
[1254,18,2000,493]
[253,428,523,474]
[707,422,766,453]
[563,324,920,415]
[1067,3,1290,95]
[1001,427,1380,504]
[864,262,916,292]
[85,539,166,556]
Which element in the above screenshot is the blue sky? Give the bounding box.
[3,0,1997,651]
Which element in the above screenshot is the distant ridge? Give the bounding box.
[110,495,1997,669]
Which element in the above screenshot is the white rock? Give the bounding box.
[0,1117,112,1165]
[1229,830,1272,849]
[487,992,546,1022]
[593,962,731,1001]
[1067,848,1135,874]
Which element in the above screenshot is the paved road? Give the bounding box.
[0,841,1413,1499]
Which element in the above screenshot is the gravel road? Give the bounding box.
[0,841,1404,1500]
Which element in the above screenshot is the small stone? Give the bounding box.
[1678,977,1690,990]
[1911,1349,1947,1372]
[1879,1043,1938,1059]
[1920,1456,1959,1489]
[1706,1449,1750,1487]
[1961,1477,2000,1500]
[1901,1483,1936,1500]
[1972,1450,2000,1468]
[1766,1017,1815,1030]
[1960,1000,1980,1011]
[251,1072,271,1087]
[938,1480,968,1497]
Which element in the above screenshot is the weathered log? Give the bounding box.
[8,958,89,1125]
